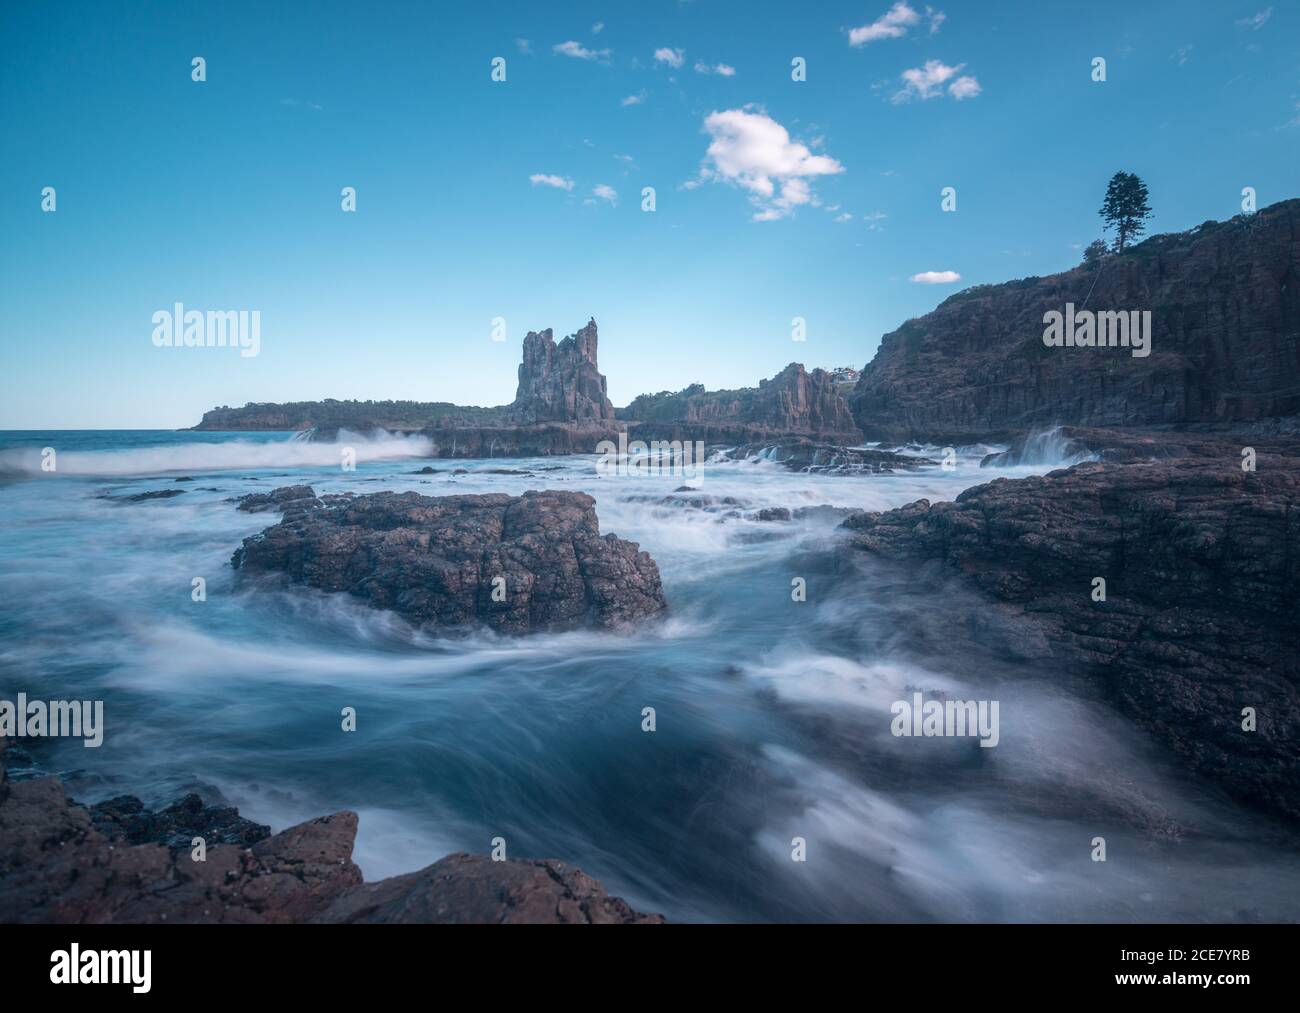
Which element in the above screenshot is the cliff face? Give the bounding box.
[621,363,862,444]
[511,318,614,424]
[851,199,1300,444]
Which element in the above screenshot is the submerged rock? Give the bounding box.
[112,488,187,503]
[231,487,667,634]
[841,455,1300,823]
[725,438,936,474]
[235,484,320,515]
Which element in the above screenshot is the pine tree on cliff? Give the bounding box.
[1099,172,1152,252]
[1081,239,1109,268]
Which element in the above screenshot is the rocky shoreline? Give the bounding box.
[0,741,662,924]
[840,437,1300,824]
[193,319,864,454]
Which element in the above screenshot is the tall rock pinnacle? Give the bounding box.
[512,318,615,424]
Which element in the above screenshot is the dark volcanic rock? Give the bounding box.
[235,484,321,515]
[725,438,936,475]
[88,793,271,851]
[0,744,662,924]
[841,455,1300,822]
[417,421,619,458]
[231,487,667,634]
[621,363,862,445]
[851,199,1300,444]
[316,853,663,924]
[116,488,187,502]
[980,425,1300,467]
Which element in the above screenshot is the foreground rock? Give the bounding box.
[317,853,661,924]
[232,487,667,634]
[89,793,271,851]
[0,744,660,924]
[841,455,1300,822]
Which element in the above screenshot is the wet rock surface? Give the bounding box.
[980,425,1300,468]
[232,486,667,634]
[0,744,660,923]
[724,438,937,474]
[316,853,663,924]
[88,793,271,851]
[841,455,1300,822]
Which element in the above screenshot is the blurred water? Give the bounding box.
[1,429,1297,922]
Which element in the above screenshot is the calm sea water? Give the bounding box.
[1,429,1297,922]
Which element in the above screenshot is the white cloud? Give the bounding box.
[948,75,982,99]
[695,61,737,76]
[515,38,533,54]
[621,91,647,106]
[850,2,921,45]
[592,184,618,206]
[1235,7,1273,29]
[850,2,944,45]
[834,213,853,222]
[554,40,611,61]
[910,270,961,284]
[654,47,685,68]
[592,22,605,34]
[698,108,844,221]
[893,60,979,102]
[529,174,574,191]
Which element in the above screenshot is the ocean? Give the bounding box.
[2,429,1297,922]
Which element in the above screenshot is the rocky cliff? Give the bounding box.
[621,363,862,444]
[511,318,615,424]
[851,199,1300,444]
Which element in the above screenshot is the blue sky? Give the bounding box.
[2,0,1297,428]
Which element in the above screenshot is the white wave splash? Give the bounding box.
[0,430,435,478]
[983,426,1097,468]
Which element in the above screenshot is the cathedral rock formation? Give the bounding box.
[511,318,615,424]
